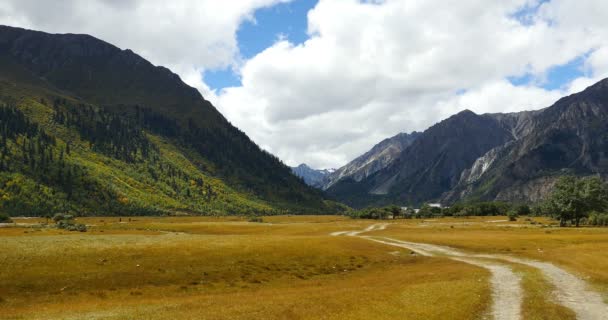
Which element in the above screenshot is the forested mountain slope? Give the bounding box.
[0,25,334,216]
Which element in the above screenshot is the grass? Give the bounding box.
[371,216,608,300]
[516,265,576,320]
[2,215,607,319]
[0,216,489,320]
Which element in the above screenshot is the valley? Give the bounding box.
[1,19,608,320]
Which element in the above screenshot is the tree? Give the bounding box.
[507,210,518,221]
[0,213,12,223]
[515,204,531,216]
[547,176,608,227]
[388,205,401,219]
[417,204,433,218]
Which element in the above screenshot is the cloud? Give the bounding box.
[0,0,289,97]
[3,0,608,170]
[215,0,608,168]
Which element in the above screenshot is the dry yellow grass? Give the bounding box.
[0,216,489,320]
[3,215,607,319]
[515,265,576,320]
[372,216,608,296]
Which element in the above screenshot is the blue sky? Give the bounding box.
[204,0,318,90]
[505,0,589,91]
[508,53,591,90]
[205,0,586,93]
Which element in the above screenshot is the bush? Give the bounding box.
[507,210,518,221]
[346,206,396,220]
[515,204,531,216]
[64,223,87,232]
[53,213,69,223]
[0,213,13,223]
[453,210,469,218]
[54,213,87,232]
[247,216,264,223]
[588,212,608,226]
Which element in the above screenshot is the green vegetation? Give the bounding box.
[349,183,608,228]
[0,213,12,223]
[346,205,402,219]
[444,202,513,217]
[247,215,264,223]
[0,45,337,217]
[588,212,608,226]
[0,91,334,217]
[346,202,522,220]
[53,213,87,232]
[545,176,608,227]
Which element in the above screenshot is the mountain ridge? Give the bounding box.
[327,82,608,207]
[320,131,421,190]
[291,163,335,187]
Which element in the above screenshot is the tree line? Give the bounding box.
[346,176,608,227]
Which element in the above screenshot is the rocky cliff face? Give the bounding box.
[487,110,543,139]
[366,110,515,204]
[446,79,608,203]
[327,110,515,206]
[320,132,420,190]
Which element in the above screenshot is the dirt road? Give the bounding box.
[333,224,608,320]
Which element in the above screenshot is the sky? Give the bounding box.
[1,0,608,169]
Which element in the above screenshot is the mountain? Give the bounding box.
[291,164,335,187]
[0,25,335,216]
[328,80,608,207]
[327,111,514,207]
[320,131,420,190]
[444,80,608,203]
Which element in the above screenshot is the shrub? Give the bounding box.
[54,213,87,232]
[507,210,518,221]
[65,223,87,232]
[588,212,608,226]
[53,213,67,223]
[248,216,264,223]
[0,213,13,223]
[453,210,469,218]
[515,204,531,216]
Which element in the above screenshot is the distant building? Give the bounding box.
[428,203,442,208]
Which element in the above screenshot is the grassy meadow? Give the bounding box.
[1,215,607,319]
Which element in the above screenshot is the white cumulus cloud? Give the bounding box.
[215,0,608,168]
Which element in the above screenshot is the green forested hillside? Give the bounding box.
[0,26,336,216]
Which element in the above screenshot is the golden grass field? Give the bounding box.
[1,215,607,319]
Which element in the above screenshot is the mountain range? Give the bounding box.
[320,132,421,190]
[2,25,606,215]
[0,25,337,216]
[320,81,608,208]
[290,164,335,187]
